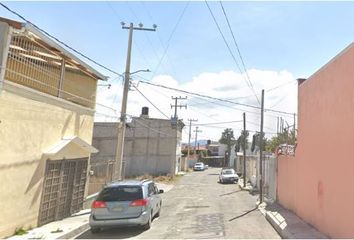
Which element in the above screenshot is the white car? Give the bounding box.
[219,169,239,184]
[193,162,205,171]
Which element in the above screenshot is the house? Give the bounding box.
[0,17,106,237]
[277,43,354,238]
[88,107,184,194]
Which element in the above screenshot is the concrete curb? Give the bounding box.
[265,210,292,239]
[261,203,328,239]
[57,223,89,239]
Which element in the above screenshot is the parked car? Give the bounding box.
[89,179,164,233]
[219,168,239,184]
[193,162,205,171]
[204,164,209,169]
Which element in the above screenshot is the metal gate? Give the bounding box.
[38,158,88,226]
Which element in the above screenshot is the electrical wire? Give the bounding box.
[151,1,190,77]
[204,0,257,104]
[137,79,295,116]
[130,83,170,119]
[195,120,243,126]
[219,1,260,105]
[0,2,122,77]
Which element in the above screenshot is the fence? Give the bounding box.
[4,32,97,109]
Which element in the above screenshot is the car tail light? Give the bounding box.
[130,199,149,207]
[92,200,107,209]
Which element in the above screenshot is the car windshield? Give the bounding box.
[97,186,143,202]
[195,163,203,166]
[222,170,234,175]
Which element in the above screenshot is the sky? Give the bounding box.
[2,1,354,142]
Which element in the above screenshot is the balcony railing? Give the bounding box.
[4,32,97,109]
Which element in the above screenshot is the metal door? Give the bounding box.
[38,158,88,226]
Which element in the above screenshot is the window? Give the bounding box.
[148,183,155,196]
[222,169,235,175]
[97,186,143,202]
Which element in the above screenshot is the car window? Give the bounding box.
[153,184,159,194]
[148,183,155,196]
[222,170,234,175]
[97,186,143,201]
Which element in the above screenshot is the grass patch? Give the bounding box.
[14,228,28,236]
[131,173,182,184]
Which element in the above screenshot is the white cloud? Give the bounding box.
[95,69,297,142]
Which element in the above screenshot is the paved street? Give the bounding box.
[77,168,280,239]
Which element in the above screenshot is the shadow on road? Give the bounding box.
[228,207,258,222]
[76,226,144,239]
[219,189,242,196]
[208,173,219,175]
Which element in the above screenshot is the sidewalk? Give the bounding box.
[7,182,174,239]
[8,209,91,240]
[258,202,328,239]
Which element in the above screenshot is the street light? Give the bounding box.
[130,69,150,75]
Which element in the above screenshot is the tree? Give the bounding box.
[266,128,296,153]
[219,128,237,166]
[235,130,249,153]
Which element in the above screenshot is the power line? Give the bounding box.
[140,1,180,78]
[137,79,295,116]
[0,2,122,77]
[151,1,190,77]
[196,120,243,126]
[204,0,257,104]
[130,83,170,119]
[219,1,260,105]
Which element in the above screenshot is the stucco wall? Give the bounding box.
[89,117,182,193]
[124,117,180,177]
[0,81,94,237]
[277,43,354,238]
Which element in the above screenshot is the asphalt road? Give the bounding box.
[77,167,280,239]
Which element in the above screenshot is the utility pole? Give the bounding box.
[187,119,198,161]
[194,126,202,151]
[259,89,265,204]
[171,96,187,119]
[243,112,247,188]
[276,117,279,135]
[114,22,156,181]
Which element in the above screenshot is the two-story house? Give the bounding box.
[0,17,106,237]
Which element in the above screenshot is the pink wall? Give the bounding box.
[277,43,354,238]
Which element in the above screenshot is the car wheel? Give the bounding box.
[155,202,162,218]
[142,212,152,230]
[90,227,101,234]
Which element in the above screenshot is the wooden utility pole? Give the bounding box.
[114,22,156,180]
[171,96,187,119]
[243,112,247,188]
[259,89,265,203]
[187,119,198,161]
[194,126,202,151]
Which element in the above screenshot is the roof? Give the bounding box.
[0,17,107,80]
[106,179,152,187]
[44,136,98,156]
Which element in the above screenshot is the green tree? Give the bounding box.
[235,130,249,153]
[266,129,296,153]
[219,128,237,166]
